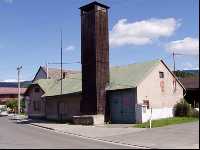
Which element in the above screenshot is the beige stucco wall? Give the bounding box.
[45,94,81,121]
[137,61,184,108]
[27,85,46,118]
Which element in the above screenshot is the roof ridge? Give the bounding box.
[41,66,80,72]
[110,59,160,69]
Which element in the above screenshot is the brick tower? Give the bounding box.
[80,1,110,117]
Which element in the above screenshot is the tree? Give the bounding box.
[5,98,25,113]
[174,70,194,78]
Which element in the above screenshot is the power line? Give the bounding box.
[48,61,80,65]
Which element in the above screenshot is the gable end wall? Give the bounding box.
[137,62,184,108]
[33,68,47,82]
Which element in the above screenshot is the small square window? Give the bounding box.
[159,72,164,78]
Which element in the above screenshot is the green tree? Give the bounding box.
[174,70,194,78]
[6,98,25,113]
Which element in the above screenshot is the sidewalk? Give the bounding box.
[28,120,146,138]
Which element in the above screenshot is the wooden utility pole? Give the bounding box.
[17,66,22,115]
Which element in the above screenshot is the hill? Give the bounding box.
[174,69,199,78]
[0,81,32,88]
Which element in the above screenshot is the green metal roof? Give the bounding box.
[35,59,160,97]
[33,79,57,93]
[109,59,160,90]
[43,73,82,97]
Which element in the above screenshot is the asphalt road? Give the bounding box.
[0,117,132,149]
[105,121,199,149]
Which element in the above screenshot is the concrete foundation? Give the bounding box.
[72,114,104,125]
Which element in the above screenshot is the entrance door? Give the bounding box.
[109,89,135,123]
[58,102,65,121]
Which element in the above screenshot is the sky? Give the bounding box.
[0,0,199,82]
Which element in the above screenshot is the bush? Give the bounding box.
[6,99,18,111]
[174,99,192,117]
[174,99,199,118]
[5,98,25,113]
[190,109,199,118]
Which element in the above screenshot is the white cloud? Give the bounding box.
[2,79,25,82]
[165,37,199,55]
[182,62,199,70]
[109,18,181,48]
[65,45,75,51]
[1,0,13,4]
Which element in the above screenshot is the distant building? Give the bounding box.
[32,66,80,82]
[179,76,199,108]
[0,87,27,104]
[25,59,185,123]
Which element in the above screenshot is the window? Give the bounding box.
[143,100,150,109]
[159,72,164,78]
[35,88,40,93]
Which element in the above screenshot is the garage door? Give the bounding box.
[109,89,135,123]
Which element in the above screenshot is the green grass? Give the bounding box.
[134,117,199,128]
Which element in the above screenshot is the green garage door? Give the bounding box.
[109,89,135,123]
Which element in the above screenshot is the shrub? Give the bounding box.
[174,99,192,117]
[190,109,199,118]
[6,99,18,110]
[5,98,25,113]
[174,99,199,118]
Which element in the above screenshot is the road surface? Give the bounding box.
[0,117,133,149]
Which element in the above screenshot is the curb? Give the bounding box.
[55,130,154,149]
[29,123,153,149]
[29,123,55,131]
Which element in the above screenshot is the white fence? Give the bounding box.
[135,104,174,123]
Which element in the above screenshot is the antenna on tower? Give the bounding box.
[45,61,49,79]
[60,29,63,95]
[172,52,184,92]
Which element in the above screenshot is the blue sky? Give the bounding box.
[0,0,199,81]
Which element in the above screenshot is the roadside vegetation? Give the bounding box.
[135,99,199,128]
[134,117,198,128]
[173,70,196,78]
[5,98,26,114]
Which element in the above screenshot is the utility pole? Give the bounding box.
[172,52,175,73]
[172,52,184,91]
[17,66,22,115]
[172,52,177,91]
[60,29,63,95]
[45,61,48,79]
